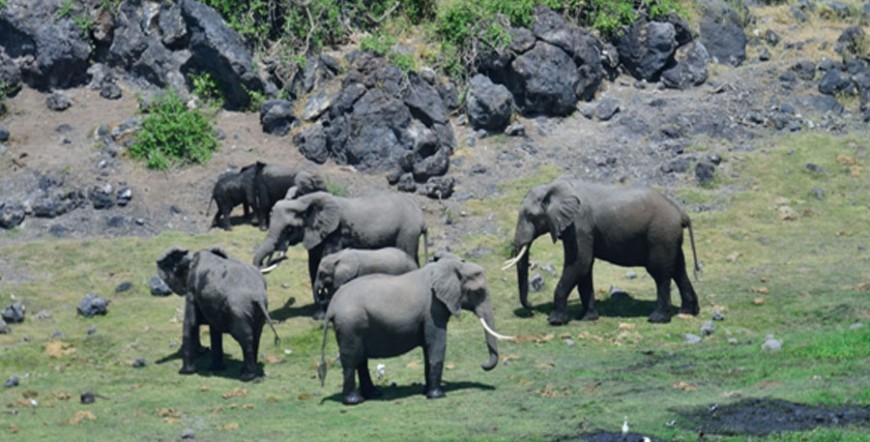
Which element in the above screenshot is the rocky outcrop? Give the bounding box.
[466,74,514,132]
[699,0,747,67]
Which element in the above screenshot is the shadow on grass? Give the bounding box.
[512,293,661,320]
[270,296,321,322]
[154,346,266,382]
[319,380,496,405]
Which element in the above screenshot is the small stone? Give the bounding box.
[132,358,147,368]
[115,282,133,293]
[87,326,97,335]
[181,429,196,439]
[2,301,26,323]
[4,375,20,388]
[77,294,109,317]
[80,391,95,404]
[685,334,702,344]
[712,310,725,321]
[529,273,545,292]
[810,188,825,200]
[625,271,638,280]
[761,335,782,352]
[541,264,556,275]
[563,339,575,347]
[35,310,52,320]
[505,122,525,137]
[849,322,864,330]
[52,331,63,339]
[609,286,630,301]
[0,318,9,334]
[700,320,715,336]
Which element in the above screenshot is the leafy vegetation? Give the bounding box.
[2,132,869,440]
[128,89,219,171]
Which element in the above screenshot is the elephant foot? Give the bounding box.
[547,310,570,326]
[179,365,196,375]
[361,386,382,400]
[239,371,259,382]
[648,309,672,324]
[578,309,599,321]
[342,391,364,406]
[520,300,533,310]
[680,304,700,316]
[426,388,445,399]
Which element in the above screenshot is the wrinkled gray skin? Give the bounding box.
[252,191,428,319]
[318,259,499,405]
[208,164,259,231]
[313,247,419,308]
[254,162,327,231]
[511,179,700,325]
[157,246,279,381]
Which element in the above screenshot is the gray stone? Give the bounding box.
[4,375,19,388]
[699,0,747,66]
[530,273,545,292]
[0,125,9,142]
[712,310,725,321]
[77,294,109,318]
[696,160,716,185]
[792,61,817,81]
[700,320,715,336]
[616,19,677,81]
[509,41,579,116]
[685,334,703,344]
[761,335,783,352]
[1,301,25,323]
[818,69,855,96]
[0,318,9,334]
[46,92,72,111]
[595,97,621,121]
[259,99,295,136]
[626,271,637,279]
[115,282,133,293]
[662,42,710,90]
[422,176,455,200]
[609,286,630,301]
[466,74,513,132]
[181,429,196,439]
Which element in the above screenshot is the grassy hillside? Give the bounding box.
[1,131,868,440]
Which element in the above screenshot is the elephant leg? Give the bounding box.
[577,271,599,321]
[549,236,588,326]
[357,360,382,399]
[673,251,700,315]
[179,297,199,375]
[423,336,447,399]
[338,331,364,405]
[647,271,674,323]
[219,207,232,231]
[209,326,226,371]
[309,251,326,320]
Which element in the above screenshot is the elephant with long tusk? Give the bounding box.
[505,178,701,326]
[318,257,512,405]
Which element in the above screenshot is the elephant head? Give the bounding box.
[158,246,228,295]
[430,260,505,371]
[506,180,581,309]
[253,192,340,269]
[312,252,354,305]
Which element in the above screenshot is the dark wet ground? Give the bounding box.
[678,397,870,437]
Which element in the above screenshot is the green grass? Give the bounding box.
[2,133,870,440]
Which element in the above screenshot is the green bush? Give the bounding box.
[129,89,219,171]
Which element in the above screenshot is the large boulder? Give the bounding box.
[616,19,678,81]
[509,41,578,116]
[0,0,92,90]
[699,0,747,66]
[466,74,513,132]
[662,41,710,89]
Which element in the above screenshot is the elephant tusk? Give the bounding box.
[500,245,528,271]
[260,256,287,274]
[479,317,516,342]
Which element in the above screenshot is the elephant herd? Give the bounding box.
[157,164,701,405]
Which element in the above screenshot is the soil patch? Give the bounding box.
[678,397,870,436]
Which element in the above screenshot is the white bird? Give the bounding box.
[376,363,386,381]
[622,416,629,436]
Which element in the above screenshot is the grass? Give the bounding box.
[2,132,870,440]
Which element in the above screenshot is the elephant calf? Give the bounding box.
[313,247,419,308]
[157,246,280,381]
[208,165,258,231]
[318,258,514,405]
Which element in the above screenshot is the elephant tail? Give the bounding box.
[421,225,429,264]
[682,213,701,280]
[257,300,281,346]
[318,316,330,387]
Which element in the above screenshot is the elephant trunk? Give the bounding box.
[516,242,532,310]
[476,297,499,371]
[253,231,280,269]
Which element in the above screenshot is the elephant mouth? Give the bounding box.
[260,255,287,273]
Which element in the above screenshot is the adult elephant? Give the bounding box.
[317,257,514,405]
[253,162,327,231]
[313,247,419,309]
[252,191,428,318]
[503,178,700,325]
[208,164,259,230]
[156,246,280,381]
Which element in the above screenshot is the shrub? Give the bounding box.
[129,89,219,171]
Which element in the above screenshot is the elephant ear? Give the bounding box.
[206,246,229,259]
[431,260,462,317]
[544,182,581,243]
[302,193,341,250]
[155,246,192,295]
[295,170,327,195]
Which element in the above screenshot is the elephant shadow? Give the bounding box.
[319,380,496,405]
[512,292,662,319]
[154,346,266,382]
[268,297,320,322]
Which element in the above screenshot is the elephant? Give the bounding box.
[503,178,700,325]
[252,191,428,319]
[313,247,419,308]
[156,246,280,381]
[317,257,514,405]
[207,164,259,230]
[253,162,327,231]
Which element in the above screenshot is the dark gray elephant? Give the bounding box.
[253,162,327,231]
[317,258,513,405]
[208,164,259,230]
[252,191,428,319]
[156,246,280,381]
[313,247,419,308]
[504,178,700,325]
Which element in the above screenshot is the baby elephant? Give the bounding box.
[157,246,279,381]
[313,247,419,309]
[318,258,515,405]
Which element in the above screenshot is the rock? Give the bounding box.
[4,375,19,388]
[1,301,25,323]
[626,271,637,279]
[77,294,109,318]
[0,318,9,334]
[509,41,579,116]
[616,19,677,81]
[0,50,22,97]
[609,286,630,301]
[595,97,621,121]
[695,160,716,185]
[132,358,147,368]
[181,429,196,439]
[294,123,330,164]
[150,276,173,296]
[89,185,115,210]
[810,188,825,200]
[764,29,780,46]
[699,0,747,66]
[700,320,715,336]
[662,157,691,174]
[404,72,449,125]
[0,125,9,142]
[466,74,513,132]
[422,176,455,200]
[792,61,817,81]
[115,282,133,293]
[301,90,335,122]
[100,81,123,100]
[0,0,92,90]
[396,173,417,193]
[761,334,782,352]
[712,310,725,321]
[0,204,26,229]
[757,47,771,62]
[662,42,710,90]
[87,326,97,335]
[117,188,133,207]
[530,273,545,292]
[46,92,72,111]
[259,99,295,136]
[80,391,95,404]
[505,122,525,137]
[818,68,855,96]
[834,26,865,62]
[685,334,703,344]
